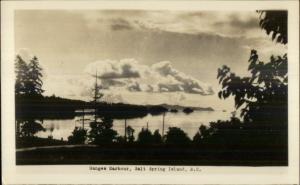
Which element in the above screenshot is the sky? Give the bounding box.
[15,10,287,111]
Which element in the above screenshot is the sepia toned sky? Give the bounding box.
[15,10,287,110]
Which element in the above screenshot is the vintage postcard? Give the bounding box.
[1,0,299,184]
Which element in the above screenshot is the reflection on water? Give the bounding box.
[31,111,230,140]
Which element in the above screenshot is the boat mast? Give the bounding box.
[162,112,165,137]
[124,119,127,141]
[94,71,98,122]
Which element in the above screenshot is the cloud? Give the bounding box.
[152,61,214,95]
[84,59,140,79]
[213,14,259,30]
[127,81,142,92]
[84,59,214,95]
[109,18,134,31]
[79,10,262,38]
[179,12,205,18]
[102,93,125,103]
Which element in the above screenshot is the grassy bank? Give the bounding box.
[16,137,68,148]
[16,144,287,166]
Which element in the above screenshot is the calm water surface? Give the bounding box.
[35,110,231,140]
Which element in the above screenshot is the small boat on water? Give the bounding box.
[75,109,96,114]
[170,109,178,113]
[183,108,194,114]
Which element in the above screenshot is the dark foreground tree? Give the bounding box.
[88,117,118,145]
[193,125,211,143]
[202,11,289,163]
[20,119,45,137]
[15,55,29,95]
[126,126,135,142]
[137,128,153,144]
[136,129,163,145]
[258,10,287,44]
[27,56,44,96]
[165,127,190,145]
[152,129,163,144]
[217,50,287,126]
[116,136,126,144]
[68,127,87,144]
[15,55,44,96]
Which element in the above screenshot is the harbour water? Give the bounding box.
[34,110,231,140]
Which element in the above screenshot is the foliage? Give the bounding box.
[137,128,153,144]
[137,128,163,144]
[208,11,288,159]
[15,55,44,96]
[116,136,126,144]
[217,50,287,125]
[152,129,163,144]
[209,117,243,141]
[27,56,44,95]
[15,55,29,95]
[258,10,287,44]
[193,125,211,143]
[192,132,202,143]
[19,119,45,137]
[88,117,118,145]
[68,127,87,144]
[126,126,135,142]
[165,127,190,145]
[204,118,253,149]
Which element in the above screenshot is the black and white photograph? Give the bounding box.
[13,9,290,165]
[1,0,299,184]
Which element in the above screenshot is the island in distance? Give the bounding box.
[158,104,214,112]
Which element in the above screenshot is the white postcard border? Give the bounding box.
[1,1,299,184]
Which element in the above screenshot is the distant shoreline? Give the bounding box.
[15,95,214,119]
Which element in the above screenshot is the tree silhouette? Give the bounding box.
[152,129,163,144]
[208,11,288,161]
[27,56,44,96]
[88,117,118,145]
[258,10,287,44]
[214,10,288,125]
[116,136,126,144]
[15,55,44,96]
[137,128,152,144]
[193,125,211,143]
[92,71,104,105]
[15,55,29,95]
[136,129,163,144]
[68,127,87,144]
[20,119,45,137]
[165,127,190,145]
[137,128,153,144]
[199,125,210,138]
[192,132,202,144]
[217,50,287,125]
[126,126,135,142]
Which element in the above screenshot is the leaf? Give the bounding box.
[218,91,222,99]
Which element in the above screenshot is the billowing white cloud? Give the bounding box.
[84,59,214,95]
[84,59,140,79]
[152,61,214,95]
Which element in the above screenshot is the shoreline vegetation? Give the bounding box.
[15,10,288,166]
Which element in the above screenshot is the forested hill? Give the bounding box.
[16,95,87,119]
[15,95,214,119]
